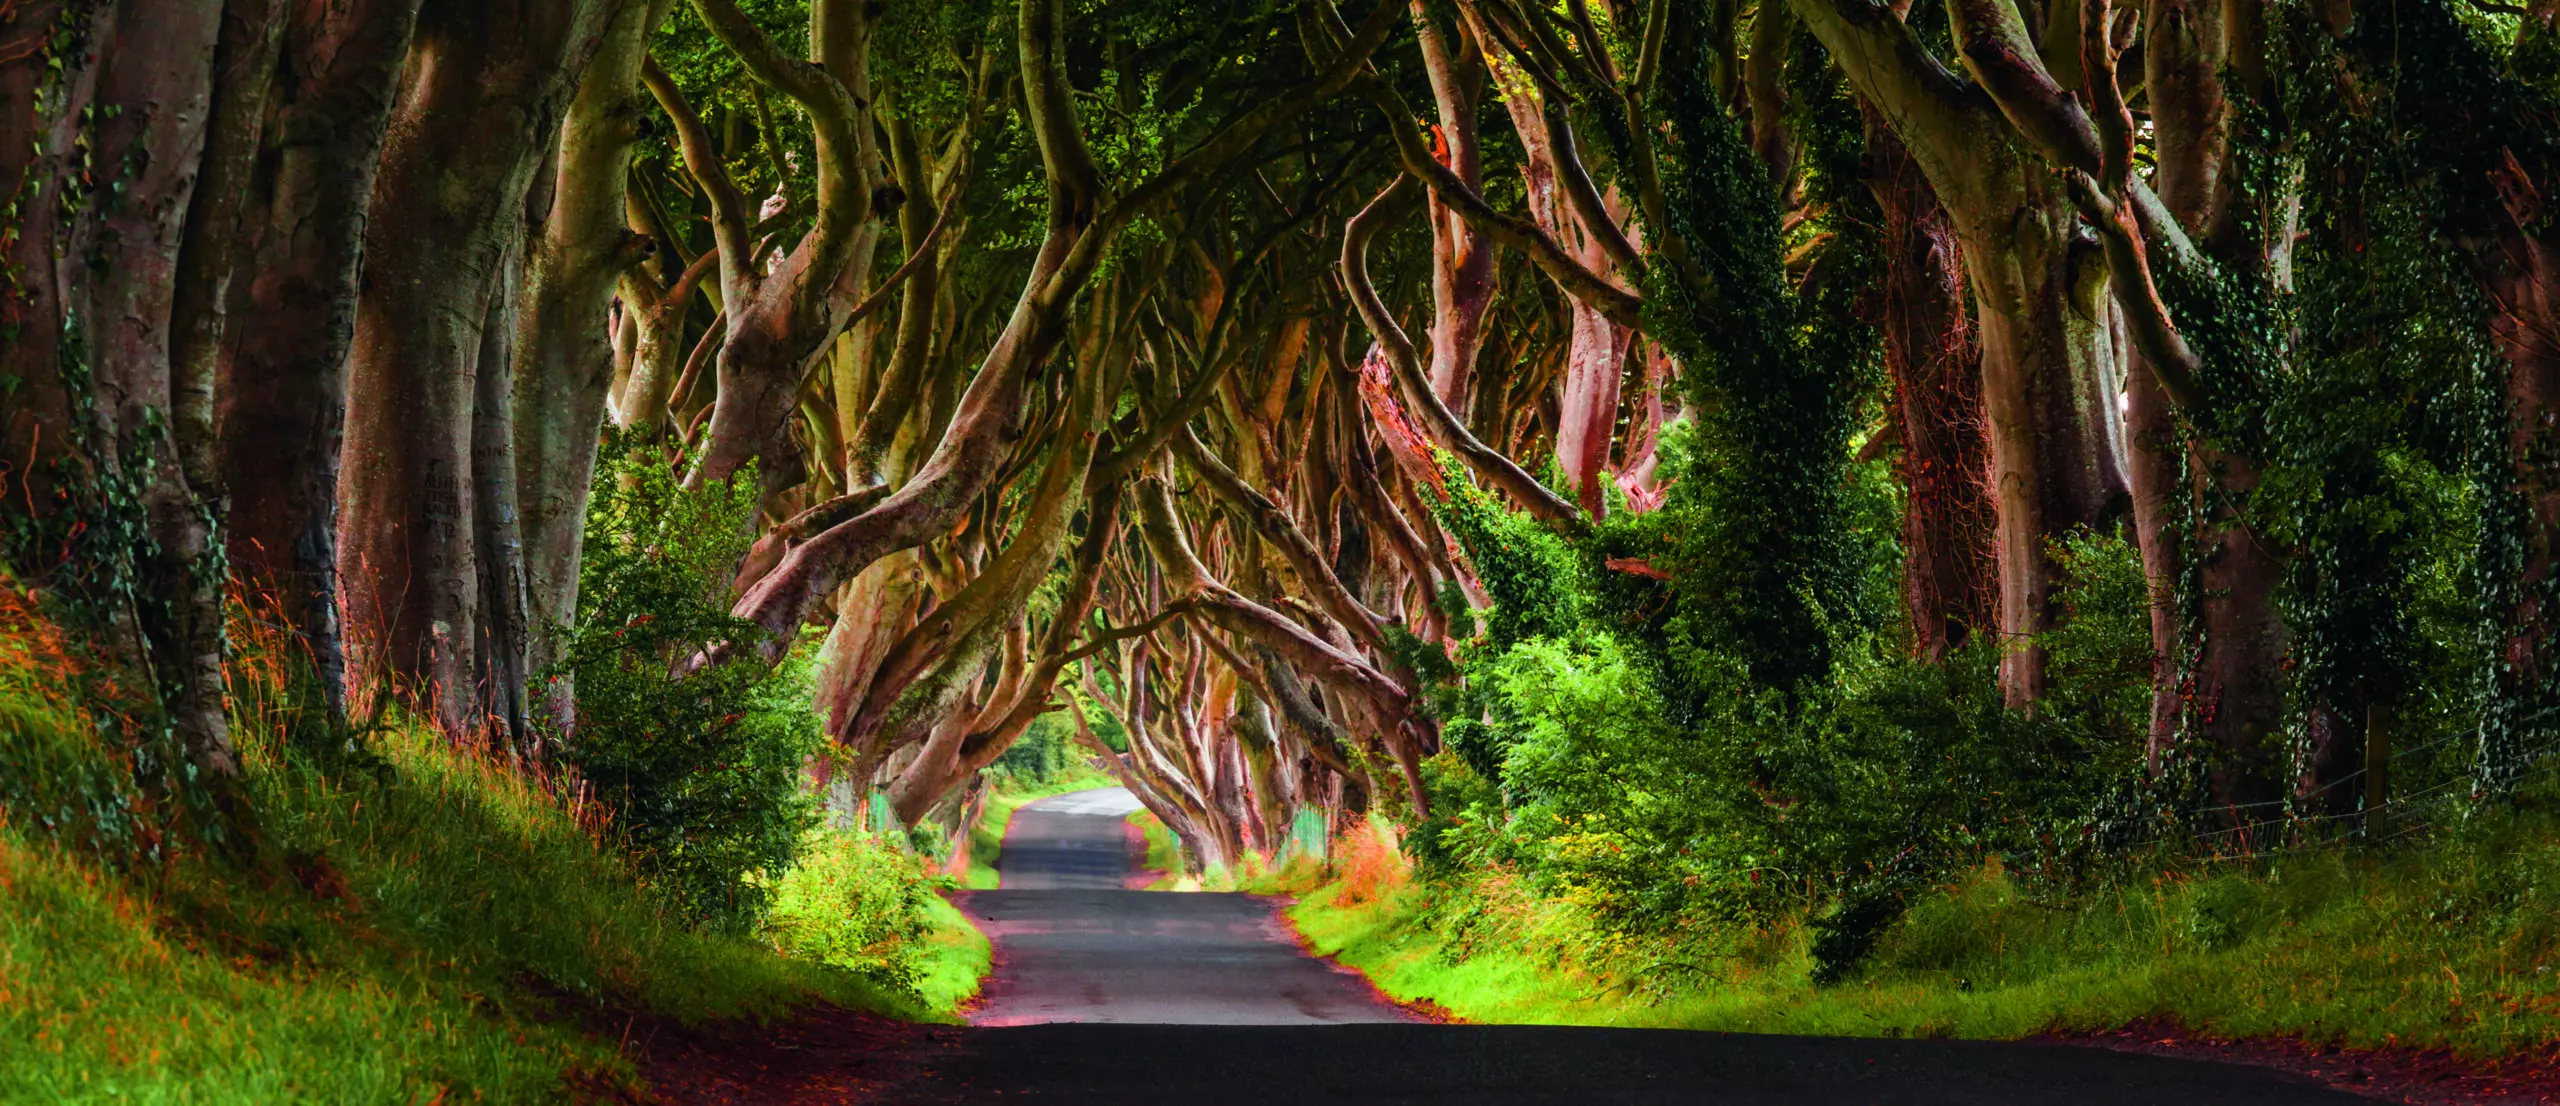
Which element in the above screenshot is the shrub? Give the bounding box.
[1334,816,1412,908]
[547,437,823,932]
[759,829,943,993]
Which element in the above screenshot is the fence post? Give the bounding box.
[2364,703,2391,840]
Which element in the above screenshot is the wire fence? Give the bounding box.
[2154,704,2560,862]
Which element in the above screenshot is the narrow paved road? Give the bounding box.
[865,788,2375,1104]
[954,786,1410,1025]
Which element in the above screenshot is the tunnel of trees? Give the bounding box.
[6,0,2560,970]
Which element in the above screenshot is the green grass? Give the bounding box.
[1130,808,1184,889]
[913,893,992,1012]
[1288,813,2560,1060]
[1,720,941,1102]
[960,765,1115,889]
[0,584,970,1102]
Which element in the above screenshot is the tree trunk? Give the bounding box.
[1953,171,2128,705]
[2121,357,2186,772]
[1795,0,2132,706]
[513,0,662,723]
[217,0,423,720]
[100,0,233,782]
[171,0,283,517]
[2475,164,2560,793]
[1865,122,1996,660]
[844,112,941,488]
[341,0,613,736]
[680,0,883,495]
[0,0,237,787]
[2143,2,2288,806]
[474,237,532,747]
[1411,1,1496,412]
[1489,53,1636,518]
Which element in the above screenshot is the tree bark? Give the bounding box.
[513,0,663,723]
[0,0,238,787]
[2476,153,2560,792]
[341,0,615,736]
[1865,122,1997,661]
[2132,0,2288,804]
[1486,48,1635,518]
[217,0,423,721]
[1411,1,1497,412]
[474,236,532,747]
[677,0,882,493]
[1793,0,2130,705]
[171,0,283,516]
[99,0,232,782]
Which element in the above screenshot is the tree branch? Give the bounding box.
[640,57,754,304]
[1342,177,1586,522]
[1946,0,2104,174]
[1344,71,1645,329]
[2066,171,2204,409]
[1177,424,1394,656]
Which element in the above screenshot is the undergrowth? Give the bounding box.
[0,582,975,1102]
[1286,791,2560,1060]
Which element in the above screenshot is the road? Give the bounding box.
[864,787,2376,1104]
[955,786,1410,1025]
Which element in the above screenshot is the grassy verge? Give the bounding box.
[913,894,992,1012]
[1286,813,2560,1061]
[0,587,971,1101]
[0,719,941,1102]
[960,765,1116,889]
[1130,808,1184,889]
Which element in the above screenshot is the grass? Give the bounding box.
[758,825,991,1019]
[1,723,939,1102]
[1286,809,2560,1062]
[913,894,992,1012]
[959,764,1115,889]
[0,586,966,1102]
[1130,808,1184,889]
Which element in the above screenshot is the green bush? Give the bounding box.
[759,828,943,993]
[1413,476,2145,979]
[547,438,823,932]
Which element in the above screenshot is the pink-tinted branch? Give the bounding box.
[1343,178,1585,522]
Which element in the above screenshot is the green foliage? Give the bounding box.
[989,709,1083,785]
[1428,454,1585,651]
[1435,620,2134,969]
[2234,0,2544,797]
[759,828,944,993]
[2040,530,2157,750]
[1627,20,1882,695]
[549,440,823,932]
[1296,772,2560,1057]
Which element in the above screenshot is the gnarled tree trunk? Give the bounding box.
[341,0,615,736]
[218,0,424,721]
[513,0,665,725]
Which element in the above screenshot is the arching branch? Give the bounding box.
[1342,177,1585,523]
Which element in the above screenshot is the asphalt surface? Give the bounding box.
[869,788,2377,1104]
[953,786,1410,1025]
[980,786,1158,890]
